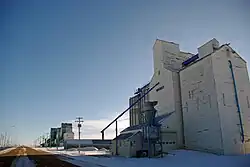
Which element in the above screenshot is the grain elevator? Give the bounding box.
[112,38,250,157]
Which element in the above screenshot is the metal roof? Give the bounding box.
[92,140,111,144]
[121,124,144,133]
[113,133,135,140]
[65,139,111,145]
[155,111,175,124]
[121,111,175,133]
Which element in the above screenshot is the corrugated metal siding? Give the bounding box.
[129,84,150,126]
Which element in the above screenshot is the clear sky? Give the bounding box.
[1,0,249,145]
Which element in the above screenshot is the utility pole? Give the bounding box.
[45,132,49,147]
[4,132,7,147]
[56,128,60,150]
[50,133,52,148]
[39,136,41,146]
[115,120,118,155]
[42,135,44,147]
[75,117,83,153]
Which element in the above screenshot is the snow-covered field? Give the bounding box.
[0,147,16,154]
[38,147,250,167]
[37,147,110,156]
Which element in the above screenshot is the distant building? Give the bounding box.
[60,123,73,140]
[56,127,61,143]
[50,128,58,145]
[50,123,73,146]
[63,132,74,141]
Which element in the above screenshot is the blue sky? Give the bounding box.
[1,0,249,144]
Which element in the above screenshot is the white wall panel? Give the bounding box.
[179,52,194,60]
[153,40,163,73]
[212,46,250,154]
[150,39,186,148]
[198,38,219,59]
[161,132,177,152]
[172,72,184,147]
[180,56,223,154]
[231,52,250,153]
[150,69,174,118]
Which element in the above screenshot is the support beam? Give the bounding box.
[101,131,104,140]
[115,120,118,155]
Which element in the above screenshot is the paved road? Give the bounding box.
[0,146,80,167]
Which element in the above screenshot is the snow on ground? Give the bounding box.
[38,147,110,156]
[41,148,250,167]
[35,147,64,152]
[0,147,16,155]
[54,150,110,156]
[58,156,104,167]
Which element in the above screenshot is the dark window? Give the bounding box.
[173,141,176,144]
[188,91,191,99]
[156,86,164,92]
[196,97,199,111]
[222,93,226,106]
[191,90,194,99]
[247,96,250,108]
[208,95,211,108]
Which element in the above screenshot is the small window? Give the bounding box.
[166,142,168,144]
[156,86,164,92]
[222,93,226,106]
[208,95,211,108]
[162,142,165,144]
[247,96,250,108]
[158,70,160,75]
[191,90,194,99]
[173,141,176,144]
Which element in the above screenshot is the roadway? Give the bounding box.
[0,146,80,167]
